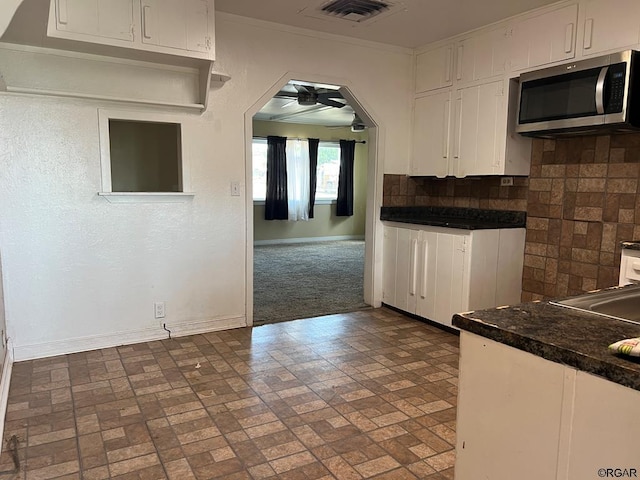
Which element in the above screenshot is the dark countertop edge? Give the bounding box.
[622,241,640,251]
[381,217,525,230]
[453,307,640,391]
[380,207,526,230]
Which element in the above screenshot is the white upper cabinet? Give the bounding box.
[509,4,578,71]
[456,26,509,85]
[580,0,640,56]
[452,81,506,177]
[411,90,452,177]
[141,0,211,54]
[48,0,214,60]
[52,0,134,42]
[451,79,530,177]
[415,44,454,93]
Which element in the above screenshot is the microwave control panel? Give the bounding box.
[606,63,627,114]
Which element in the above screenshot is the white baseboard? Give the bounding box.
[0,342,13,453]
[13,315,247,362]
[254,235,364,246]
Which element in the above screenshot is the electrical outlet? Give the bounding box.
[500,177,514,187]
[154,302,165,319]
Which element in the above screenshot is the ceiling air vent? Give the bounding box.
[320,0,390,22]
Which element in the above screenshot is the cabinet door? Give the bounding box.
[53,0,133,41]
[382,226,398,307]
[415,231,438,321]
[453,81,506,177]
[455,333,568,480]
[456,27,508,85]
[411,91,451,178]
[433,233,467,327]
[510,4,577,71]
[386,228,419,314]
[415,44,454,93]
[566,371,640,478]
[141,0,210,53]
[581,0,640,56]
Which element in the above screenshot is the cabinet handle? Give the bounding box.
[420,241,428,299]
[142,5,153,39]
[56,0,68,25]
[564,23,574,54]
[445,47,452,83]
[409,238,418,296]
[456,45,464,81]
[453,97,462,159]
[443,99,450,159]
[584,18,593,50]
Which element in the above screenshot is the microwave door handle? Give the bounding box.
[596,66,608,115]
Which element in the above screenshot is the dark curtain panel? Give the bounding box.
[265,136,288,220]
[336,139,356,217]
[308,138,319,219]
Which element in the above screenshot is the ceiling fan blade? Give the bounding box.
[293,84,314,94]
[317,94,346,108]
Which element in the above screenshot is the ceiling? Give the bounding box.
[254,81,359,127]
[241,0,561,127]
[215,0,562,49]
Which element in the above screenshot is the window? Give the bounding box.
[252,139,340,202]
[316,142,340,201]
[98,109,192,200]
[252,138,268,201]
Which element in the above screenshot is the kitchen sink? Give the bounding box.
[550,284,640,326]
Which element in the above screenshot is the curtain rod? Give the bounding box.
[253,135,366,144]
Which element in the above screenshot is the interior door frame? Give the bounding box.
[243,72,385,326]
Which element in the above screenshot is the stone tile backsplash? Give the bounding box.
[383,132,640,302]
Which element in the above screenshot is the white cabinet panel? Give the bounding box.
[455,333,569,480]
[48,0,214,60]
[510,4,577,71]
[415,44,454,93]
[456,27,508,85]
[382,227,398,307]
[382,225,524,328]
[453,80,506,177]
[411,90,451,177]
[432,233,467,327]
[415,231,467,327]
[566,371,640,478]
[141,0,210,53]
[581,0,640,56]
[54,0,134,41]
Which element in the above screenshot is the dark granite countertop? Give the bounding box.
[622,241,640,251]
[380,206,526,230]
[453,287,640,391]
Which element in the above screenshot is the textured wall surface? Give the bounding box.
[383,132,640,302]
[522,134,640,301]
[0,14,413,359]
[382,175,529,211]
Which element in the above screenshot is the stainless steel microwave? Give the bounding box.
[516,50,640,137]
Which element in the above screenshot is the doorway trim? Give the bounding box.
[244,72,384,326]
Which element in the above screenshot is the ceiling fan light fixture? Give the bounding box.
[297,91,318,106]
[351,113,366,132]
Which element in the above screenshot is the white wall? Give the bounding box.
[0,13,413,360]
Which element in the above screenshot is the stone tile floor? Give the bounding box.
[0,308,459,479]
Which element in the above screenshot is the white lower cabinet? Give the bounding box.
[456,332,640,480]
[382,224,524,327]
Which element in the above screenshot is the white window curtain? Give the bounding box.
[286,139,310,221]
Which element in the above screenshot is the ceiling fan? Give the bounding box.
[275,84,346,109]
